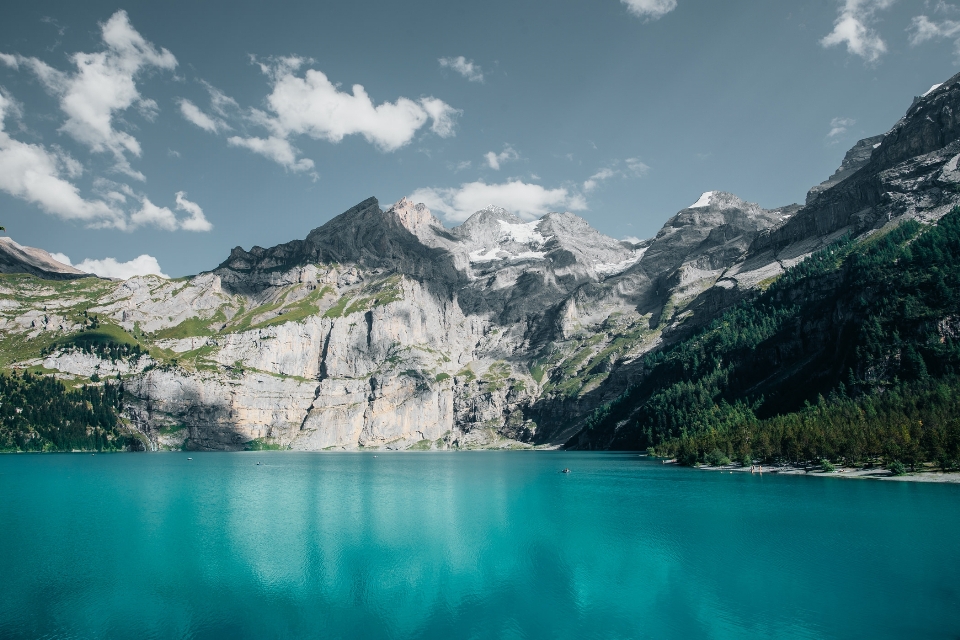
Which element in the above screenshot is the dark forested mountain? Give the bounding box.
[568,209,960,470]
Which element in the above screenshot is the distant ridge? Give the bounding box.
[0,237,92,280]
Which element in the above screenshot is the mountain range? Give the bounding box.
[3,72,960,454]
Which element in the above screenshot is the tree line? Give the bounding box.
[0,371,141,452]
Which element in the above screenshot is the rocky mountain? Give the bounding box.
[3,71,960,452]
[0,237,90,280]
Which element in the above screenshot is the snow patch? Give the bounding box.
[594,248,647,276]
[923,83,943,98]
[469,248,503,263]
[689,191,714,208]
[468,247,547,264]
[497,219,547,245]
[511,251,546,261]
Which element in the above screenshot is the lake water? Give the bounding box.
[1,452,958,639]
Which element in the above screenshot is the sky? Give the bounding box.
[0,0,957,278]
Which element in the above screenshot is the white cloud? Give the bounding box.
[178,98,227,133]
[908,14,960,57]
[582,159,650,192]
[227,135,315,172]
[56,253,169,279]
[583,167,617,192]
[420,97,459,137]
[626,157,650,176]
[828,116,855,138]
[202,80,239,116]
[2,10,177,178]
[175,191,212,231]
[129,197,178,231]
[621,0,678,20]
[821,0,896,62]
[438,56,484,82]
[126,194,212,232]
[247,56,459,158]
[484,145,519,170]
[0,89,124,227]
[409,180,587,222]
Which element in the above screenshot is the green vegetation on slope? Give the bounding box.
[574,208,960,472]
[0,371,140,452]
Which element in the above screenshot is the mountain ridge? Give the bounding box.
[3,71,960,452]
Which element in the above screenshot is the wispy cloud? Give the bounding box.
[484,145,519,170]
[410,180,587,222]
[438,56,484,83]
[583,168,617,193]
[178,98,229,133]
[828,116,855,138]
[621,0,677,20]
[583,158,650,192]
[820,0,896,63]
[908,10,960,58]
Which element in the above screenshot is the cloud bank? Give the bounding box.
[410,180,587,222]
[53,253,169,279]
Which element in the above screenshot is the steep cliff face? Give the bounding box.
[3,72,960,451]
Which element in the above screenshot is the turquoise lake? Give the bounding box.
[1,452,958,639]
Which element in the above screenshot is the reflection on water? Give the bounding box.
[1,452,957,639]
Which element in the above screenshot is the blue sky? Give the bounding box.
[0,0,957,278]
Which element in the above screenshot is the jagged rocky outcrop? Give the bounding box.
[3,71,960,451]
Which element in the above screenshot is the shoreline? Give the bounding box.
[660,459,960,483]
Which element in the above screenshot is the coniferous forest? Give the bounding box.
[572,207,960,471]
[0,372,141,452]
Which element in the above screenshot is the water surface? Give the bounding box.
[1,452,957,639]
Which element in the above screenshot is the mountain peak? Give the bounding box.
[685,191,751,211]
[387,197,441,236]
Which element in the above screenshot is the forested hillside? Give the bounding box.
[570,208,960,471]
[0,372,140,452]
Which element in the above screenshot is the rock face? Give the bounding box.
[805,135,885,205]
[3,71,960,451]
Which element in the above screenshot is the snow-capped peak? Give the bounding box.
[689,191,714,209]
[923,83,943,98]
